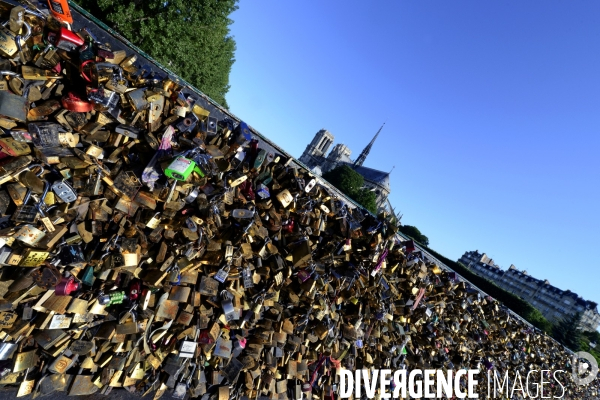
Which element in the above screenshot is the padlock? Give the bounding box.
[0,20,31,58]
[87,86,119,110]
[0,336,19,361]
[214,264,230,283]
[165,156,205,181]
[12,189,38,224]
[98,291,127,306]
[167,266,181,285]
[61,91,94,112]
[30,263,61,287]
[48,0,74,24]
[46,26,85,52]
[51,180,77,203]
[29,122,77,148]
[0,91,28,122]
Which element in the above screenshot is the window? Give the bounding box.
[564,299,571,305]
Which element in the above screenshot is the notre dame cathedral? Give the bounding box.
[299,126,392,211]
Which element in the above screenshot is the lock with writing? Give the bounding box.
[0,20,31,58]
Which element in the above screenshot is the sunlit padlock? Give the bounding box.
[0,19,31,58]
[87,86,119,110]
[46,26,85,52]
[165,156,205,181]
[61,91,94,112]
[48,0,74,24]
[14,224,45,247]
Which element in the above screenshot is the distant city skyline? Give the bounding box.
[226,1,600,309]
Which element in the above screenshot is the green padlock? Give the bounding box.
[164,156,205,181]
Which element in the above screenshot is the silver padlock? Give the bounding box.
[221,291,237,322]
[242,265,254,289]
[214,264,230,284]
[51,180,77,203]
[179,340,197,359]
[88,86,119,110]
[214,241,234,283]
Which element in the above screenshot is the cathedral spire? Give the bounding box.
[354,123,384,167]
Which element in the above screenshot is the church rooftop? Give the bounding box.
[348,164,391,191]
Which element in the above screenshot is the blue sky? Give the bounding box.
[226,1,600,308]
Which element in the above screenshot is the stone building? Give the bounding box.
[459,250,600,332]
[298,126,391,211]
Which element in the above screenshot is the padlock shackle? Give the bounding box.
[2,20,31,41]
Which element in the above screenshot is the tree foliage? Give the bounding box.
[322,165,378,214]
[75,0,238,107]
[352,187,378,214]
[552,313,583,351]
[580,331,600,364]
[398,224,429,246]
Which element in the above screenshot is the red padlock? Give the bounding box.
[239,180,255,200]
[282,217,295,234]
[55,276,79,295]
[128,279,141,301]
[62,91,93,112]
[47,27,84,52]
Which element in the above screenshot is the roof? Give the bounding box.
[471,260,599,312]
[340,163,391,192]
[338,153,353,163]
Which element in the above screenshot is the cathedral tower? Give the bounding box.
[299,129,334,169]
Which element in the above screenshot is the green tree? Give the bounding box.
[398,224,429,246]
[75,0,238,107]
[552,313,583,351]
[526,308,553,333]
[322,165,378,214]
[353,188,378,215]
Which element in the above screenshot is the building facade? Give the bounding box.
[459,250,600,332]
[299,127,392,211]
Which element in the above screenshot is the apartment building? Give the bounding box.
[459,250,600,332]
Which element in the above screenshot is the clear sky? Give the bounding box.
[226,1,600,308]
